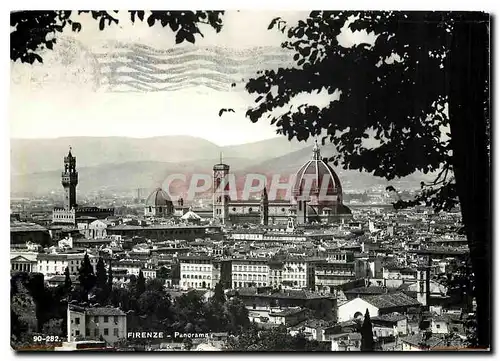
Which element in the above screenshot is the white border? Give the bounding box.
[2,1,499,361]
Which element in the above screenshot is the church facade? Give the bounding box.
[212,141,352,225]
[52,148,114,225]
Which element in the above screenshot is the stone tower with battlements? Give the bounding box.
[61,147,78,210]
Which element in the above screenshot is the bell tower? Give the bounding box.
[61,146,78,210]
[213,153,230,224]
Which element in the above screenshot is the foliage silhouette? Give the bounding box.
[11,10,225,64]
[245,11,490,348]
[78,253,96,302]
[136,270,146,297]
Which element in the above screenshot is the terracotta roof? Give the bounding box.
[344,286,387,295]
[269,307,305,317]
[84,307,126,316]
[400,334,444,349]
[371,313,407,323]
[362,292,421,310]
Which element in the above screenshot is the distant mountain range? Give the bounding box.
[10,136,307,175]
[10,136,434,197]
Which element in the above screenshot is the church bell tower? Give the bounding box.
[62,147,78,210]
[213,153,230,224]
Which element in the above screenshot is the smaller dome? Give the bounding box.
[145,188,172,207]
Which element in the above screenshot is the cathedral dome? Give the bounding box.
[293,140,342,204]
[145,187,173,207]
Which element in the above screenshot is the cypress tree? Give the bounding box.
[78,253,96,302]
[64,266,72,290]
[212,282,226,306]
[360,309,374,351]
[136,270,146,297]
[107,260,113,291]
[96,258,107,290]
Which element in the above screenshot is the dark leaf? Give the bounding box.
[170,21,179,32]
[71,22,81,32]
[268,17,282,30]
[186,32,195,44]
[147,15,155,27]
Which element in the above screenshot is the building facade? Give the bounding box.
[37,253,98,277]
[230,258,270,289]
[179,256,217,290]
[67,305,127,345]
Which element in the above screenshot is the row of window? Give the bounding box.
[283,274,306,279]
[54,214,74,219]
[74,316,119,324]
[284,263,307,267]
[182,281,211,288]
[232,265,268,272]
[39,259,96,264]
[73,328,120,337]
[181,265,212,271]
[233,273,267,281]
[233,282,267,288]
[316,271,354,275]
[181,274,211,280]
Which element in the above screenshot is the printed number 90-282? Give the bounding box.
[33,335,60,342]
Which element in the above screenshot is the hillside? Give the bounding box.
[242,143,437,191]
[10,135,309,175]
[11,135,436,197]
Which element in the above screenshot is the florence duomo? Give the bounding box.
[212,140,352,226]
[9,9,491,353]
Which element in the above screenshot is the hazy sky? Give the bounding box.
[10,10,372,146]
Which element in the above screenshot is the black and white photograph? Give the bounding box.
[9,8,492,352]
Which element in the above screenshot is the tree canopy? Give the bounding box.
[226,323,330,351]
[245,10,490,348]
[11,10,225,64]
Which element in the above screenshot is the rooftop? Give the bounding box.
[11,222,48,233]
[269,307,305,317]
[228,288,334,300]
[371,313,407,323]
[344,286,387,295]
[400,333,444,349]
[83,307,126,316]
[362,292,421,310]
